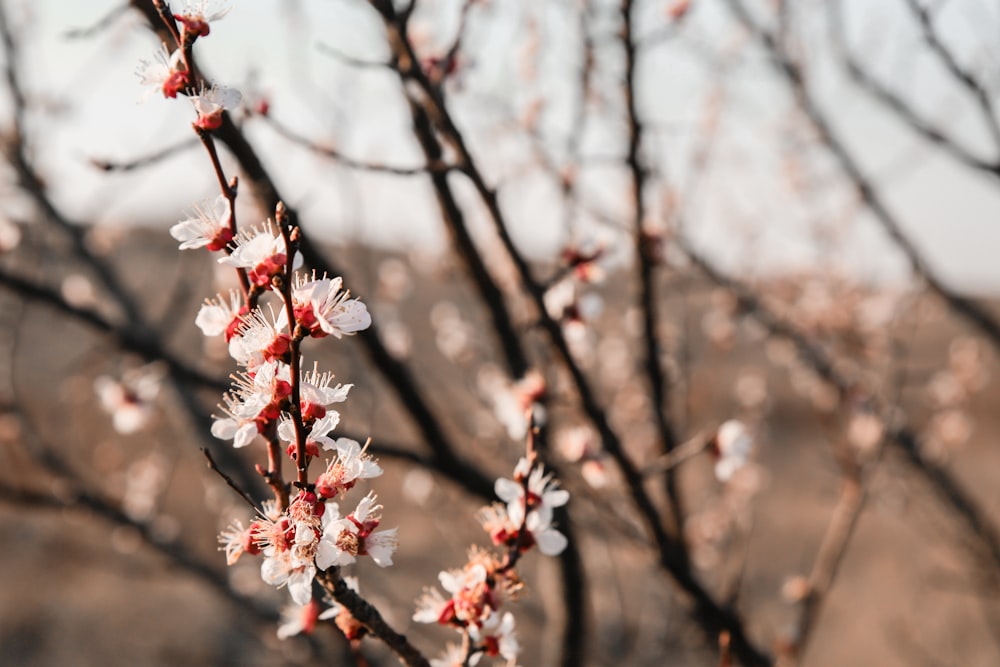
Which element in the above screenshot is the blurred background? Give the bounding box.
[2,0,1000,665]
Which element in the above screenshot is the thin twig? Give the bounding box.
[827,1,1000,176]
[203,448,259,510]
[317,570,431,667]
[261,113,454,176]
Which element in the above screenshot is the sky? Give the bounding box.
[4,0,1000,294]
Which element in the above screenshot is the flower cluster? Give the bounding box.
[414,454,569,666]
[185,211,384,613]
[136,2,241,126]
[141,2,393,644]
[196,217,387,622]
[193,214,387,612]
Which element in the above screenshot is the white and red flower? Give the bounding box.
[218,221,298,287]
[469,611,519,664]
[174,0,230,40]
[170,194,233,251]
[316,492,397,569]
[195,290,247,341]
[191,84,242,131]
[288,274,371,339]
[314,438,383,499]
[136,43,189,99]
[211,361,292,448]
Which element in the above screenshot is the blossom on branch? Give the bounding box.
[218,221,298,287]
[277,413,338,461]
[170,194,233,251]
[217,518,260,565]
[195,290,247,341]
[469,611,519,664]
[317,492,397,569]
[287,273,372,339]
[413,549,519,628]
[314,437,383,499]
[495,458,569,526]
[191,85,242,131]
[211,361,292,448]
[136,43,188,99]
[174,0,231,41]
[257,493,326,604]
[229,307,292,369]
[298,365,352,423]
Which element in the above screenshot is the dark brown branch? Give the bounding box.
[366,2,769,664]
[0,480,277,622]
[902,0,1000,153]
[317,570,430,667]
[403,96,530,378]
[0,260,227,393]
[621,0,685,534]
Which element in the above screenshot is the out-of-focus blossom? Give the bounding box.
[469,611,519,664]
[276,599,322,640]
[556,425,609,488]
[0,218,21,252]
[317,576,367,640]
[94,364,164,434]
[712,420,753,482]
[491,370,547,440]
[430,643,466,667]
[561,238,607,284]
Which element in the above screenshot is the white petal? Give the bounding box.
[494,478,522,504]
[232,422,259,448]
[535,528,568,556]
[544,488,570,508]
[287,565,316,605]
[367,528,397,567]
[211,417,237,440]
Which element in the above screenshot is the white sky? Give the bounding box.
[4,0,1000,294]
